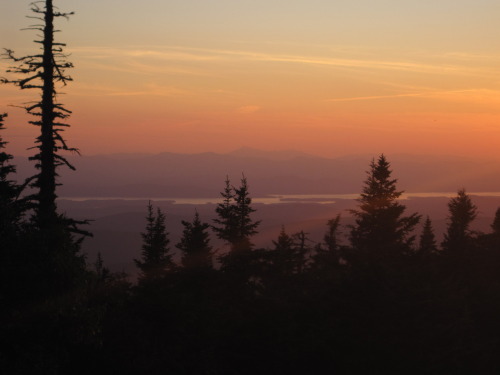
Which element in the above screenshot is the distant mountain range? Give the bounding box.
[12,148,500,198]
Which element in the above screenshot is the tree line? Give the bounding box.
[3,1,500,374]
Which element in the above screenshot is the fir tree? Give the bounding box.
[270,226,297,276]
[491,207,500,236]
[212,176,238,246]
[324,214,341,254]
[212,175,260,252]
[349,155,420,258]
[291,230,311,273]
[0,113,26,240]
[2,1,89,297]
[135,202,173,280]
[177,211,213,270]
[2,0,85,236]
[418,216,438,256]
[233,176,261,250]
[441,189,477,254]
[312,215,342,272]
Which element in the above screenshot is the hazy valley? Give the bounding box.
[31,148,500,275]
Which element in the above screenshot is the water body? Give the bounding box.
[60,192,500,205]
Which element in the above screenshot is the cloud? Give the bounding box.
[73,82,189,97]
[325,89,500,103]
[71,45,493,76]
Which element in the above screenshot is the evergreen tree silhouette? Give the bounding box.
[212,175,261,252]
[324,214,341,254]
[491,207,500,236]
[212,176,238,247]
[2,1,87,240]
[1,0,89,298]
[418,216,438,256]
[0,113,28,305]
[441,189,477,254]
[177,211,213,270]
[213,175,261,284]
[349,154,420,258]
[291,230,311,274]
[135,202,173,280]
[311,214,342,273]
[269,226,297,276]
[0,113,27,241]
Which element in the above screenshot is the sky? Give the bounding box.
[1,0,500,159]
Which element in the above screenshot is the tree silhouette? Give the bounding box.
[311,215,342,273]
[1,0,90,299]
[177,211,213,270]
[269,226,297,276]
[0,113,27,240]
[212,175,261,252]
[418,216,438,256]
[135,202,173,280]
[324,214,342,254]
[441,189,477,254]
[491,207,500,236]
[0,113,27,304]
[349,154,420,258]
[2,0,82,236]
[212,176,238,247]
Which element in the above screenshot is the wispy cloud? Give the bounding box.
[325,89,500,103]
[71,45,494,76]
[73,82,189,97]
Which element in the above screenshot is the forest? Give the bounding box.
[3,1,500,374]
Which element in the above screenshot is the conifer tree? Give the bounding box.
[324,214,342,254]
[312,215,342,272]
[491,207,500,236]
[270,226,296,276]
[291,230,311,273]
[441,189,477,254]
[2,1,89,297]
[0,113,23,302]
[212,176,238,246]
[135,202,173,280]
[349,155,420,257]
[233,176,261,249]
[2,0,80,234]
[212,175,260,252]
[177,211,213,270]
[418,216,438,255]
[0,113,26,240]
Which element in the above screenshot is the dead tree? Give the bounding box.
[2,0,80,232]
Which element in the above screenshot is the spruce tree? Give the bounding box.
[349,155,420,258]
[212,175,260,252]
[213,175,261,281]
[312,215,342,272]
[212,176,238,246]
[0,113,24,303]
[291,230,311,274]
[324,214,341,254]
[233,176,261,250]
[2,1,89,297]
[418,216,438,256]
[177,211,213,270]
[0,113,26,240]
[491,207,500,236]
[2,0,82,235]
[441,189,477,254]
[270,226,297,276]
[135,202,173,280]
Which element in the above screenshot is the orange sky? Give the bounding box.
[2,1,500,159]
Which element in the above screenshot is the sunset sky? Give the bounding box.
[2,0,500,159]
